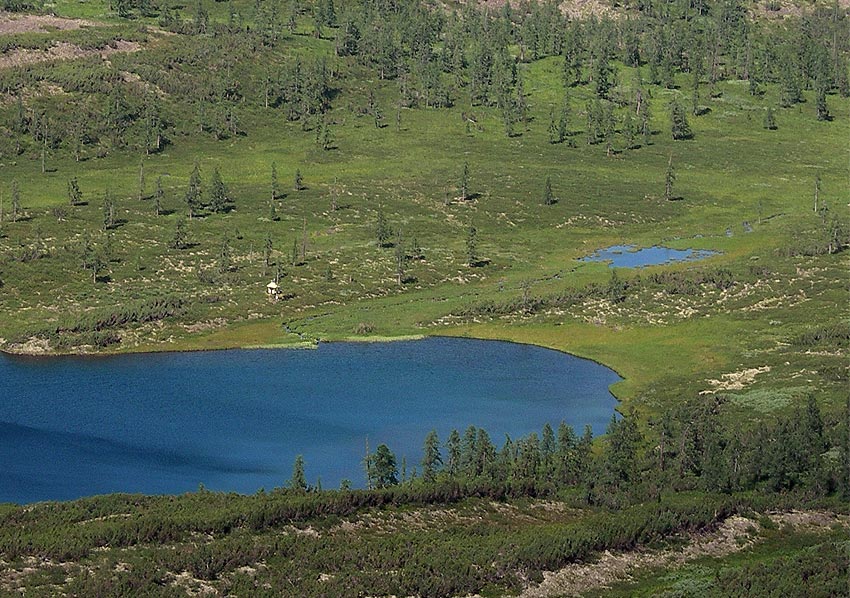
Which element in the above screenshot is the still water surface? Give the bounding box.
[580,244,717,268]
[0,337,621,503]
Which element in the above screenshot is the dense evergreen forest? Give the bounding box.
[0,0,847,593]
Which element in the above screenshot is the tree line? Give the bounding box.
[289,393,850,508]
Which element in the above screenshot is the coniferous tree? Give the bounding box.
[475,428,496,479]
[459,425,478,478]
[336,18,360,56]
[602,415,641,491]
[102,192,115,231]
[193,0,209,34]
[608,268,627,303]
[446,429,461,476]
[263,233,273,273]
[171,216,188,249]
[669,100,693,140]
[68,177,82,207]
[638,95,652,146]
[217,233,232,274]
[577,425,593,483]
[375,207,392,247]
[748,76,760,97]
[836,58,849,98]
[138,157,145,201]
[143,95,164,154]
[665,154,676,201]
[763,107,777,130]
[208,167,231,213]
[779,63,802,107]
[815,85,830,121]
[460,161,470,201]
[186,160,202,219]
[79,232,94,277]
[691,70,701,116]
[294,168,304,191]
[540,423,556,482]
[585,100,597,145]
[394,231,406,284]
[289,455,308,491]
[154,177,164,216]
[80,233,107,283]
[372,444,398,488]
[591,48,613,99]
[321,121,333,150]
[558,93,570,143]
[547,107,558,144]
[543,175,555,205]
[422,430,442,483]
[556,421,579,484]
[466,221,478,266]
[271,162,279,201]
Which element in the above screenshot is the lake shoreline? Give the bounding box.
[0,330,432,358]
[0,328,622,379]
[0,325,629,406]
[1,336,622,504]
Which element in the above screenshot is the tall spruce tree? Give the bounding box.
[670,100,693,140]
[466,221,478,266]
[422,430,442,483]
[665,154,676,201]
[186,160,202,219]
[289,455,308,491]
[208,167,231,213]
[543,175,555,205]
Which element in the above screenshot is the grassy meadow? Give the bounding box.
[0,7,846,422]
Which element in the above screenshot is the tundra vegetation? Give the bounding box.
[0,0,847,594]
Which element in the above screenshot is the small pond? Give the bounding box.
[580,245,718,268]
[0,337,621,503]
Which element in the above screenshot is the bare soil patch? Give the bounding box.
[519,510,849,598]
[466,0,619,19]
[0,11,95,34]
[701,365,771,394]
[0,39,141,69]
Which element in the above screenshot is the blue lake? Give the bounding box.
[580,245,717,268]
[0,337,621,504]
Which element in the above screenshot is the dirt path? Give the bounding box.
[518,510,849,598]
